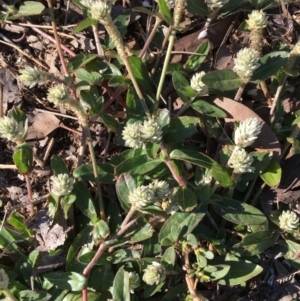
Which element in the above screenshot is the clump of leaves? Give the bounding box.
[1,0,300,300]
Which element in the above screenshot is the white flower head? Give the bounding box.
[128,272,140,293]
[153,180,170,200]
[228,147,254,174]
[80,0,112,19]
[246,10,268,30]
[0,269,9,289]
[140,119,163,143]
[234,117,263,148]
[190,71,208,95]
[279,210,299,231]
[206,0,228,11]
[129,185,155,208]
[48,84,72,106]
[233,48,260,83]
[142,261,166,285]
[51,173,74,196]
[19,66,50,88]
[0,116,24,142]
[122,122,143,149]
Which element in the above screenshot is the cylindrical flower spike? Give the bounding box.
[51,173,74,196]
[19,66,50,88]
[47,84,72,106]
[140,119,163,144]
[206,0,228,11]
[190,71,208,95]
[246,10,268,30]
[234,117,263,148]
[0,269,9,289]
[228,147,254,174]
[122,122,143,149]
[128,272,140,293]
[153,180,170,200]
[283,40,300,75]
[142,261,166,285]
[279,210,299,231]
[0,116,24,143]
[233,48,260,83]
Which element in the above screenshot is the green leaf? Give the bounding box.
[218,254,263,286]
[159,207,206,246]
[211,197,267,225]
[88,264,114,292]
[61,194,76,219]
[177,186,198,212]
[108,75,130,87]
[211,163,234,187]
[98,112,118,132]
[13,143,33,174]
[19,290,51,301]
[115,154,164,177]
[127,55,153,95]
[115,173,136,211]
[186,0,208,15]
[250,51,289,82]
[112,267,130,301]
[73,163,114,184]
[172,71,197,102]
[110,148,145,166]
[170,149,215,169]
[186,41,210,72]
[163,117,199,144]
[157,0,172,24]
[130,223,154,243]
[8,212,33,238]
[72,181,98,223]
[62,291,100,301]
[191,100,227,118]
[107,249,140,264]
[157,109,170,132]
[219,0,245,15]
[10,1,45,19]
[51,155,69,176]
[80,86,103,115]
[260,160,281,187]
[73,18,98,33]
[67,54,98,72]
[43,272,87,291]
[161,247,176,270]
[237,230,275,256]
[202,70,243,91]
[92,220,110,241]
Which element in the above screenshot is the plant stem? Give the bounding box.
[83,125,106,221]
[101,16,150,117]
[2,289,18,301]
[25,174,34,215]
[46,0,68,76]
[234,83,246,101]
[92,24,104,57]
[270,73,287,119]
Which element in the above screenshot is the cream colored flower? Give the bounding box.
[140,119,163,143]
[129,185,155,208]
[128,272,140,293]
[47,84,72,106]
[122,122,143,149]
[19,66,50,88]
[246,10,268,30]
[190,72,208,95]
[51,174,74,196]
[228,147,254,174]
[279,210,299,231]
[80,0,112,19]
[0,116,24,142]
[234,117,263,148]
[233,48,260,82]
[142,262,166,285]
[0,269,9,289]
[153,180,170,200]
[206,0,228,11]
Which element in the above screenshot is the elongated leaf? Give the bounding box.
[163,117,199,144]
[9,1,45,19]
[19,290,51,301]
[202,70,243,91]
[115,154,163,176]
[211,163,234,187]
[115,173,136,211]
[72,181,98,223]
[187,0,208,15]
[68,54,98,72]
[128,56,153,95]
[110,148,145,166]
[161,247,176,270]
[157,0,172,24]
[132,7,158,17]
[211,197,267,225]
[73,163,114,183]
[159,207,206,246]
[62,291,100,301]
[177,186,198,212]
[172,71,196,102]
[191,100,227,118]
[260,160,281,187]
[43,272,87,291]
[13,143,33,174]
[112,267,130,301]
[250,51,289,82]
[170,149,215,169]
[98,112,118,132]
[51,155,69,176]
[73,18,98,33]
[186,41,210,72]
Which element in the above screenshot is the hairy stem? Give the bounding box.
[25,174,34,215]
[92,24,104,57]
[270,73,287,119]
[234,83,246,101]
[2,289,18,301]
